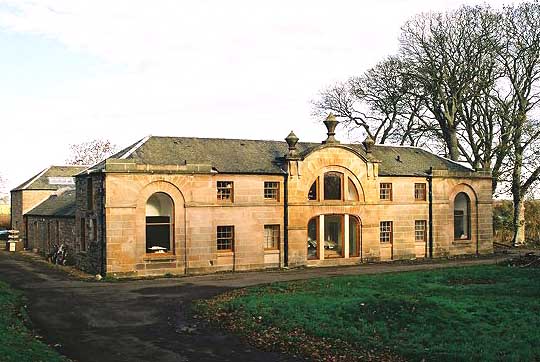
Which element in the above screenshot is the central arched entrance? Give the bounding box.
[307,214,361,260]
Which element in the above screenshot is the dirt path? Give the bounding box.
[0,251,517,362]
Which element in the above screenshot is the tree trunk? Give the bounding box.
[512,198,525,246]
[448,127,460,161]
[511,125,524,246]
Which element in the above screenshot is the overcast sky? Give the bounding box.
[0,0,522,191]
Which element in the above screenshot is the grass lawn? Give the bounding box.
[196,265,540,361]
[0,280,67,362]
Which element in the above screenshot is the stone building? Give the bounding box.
[11,165,86,249]
[25,189,77,254]
[73,116,493,277]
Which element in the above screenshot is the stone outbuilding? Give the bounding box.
[73,117,493,277]
[11,165,87,249]
[25,189,77,254]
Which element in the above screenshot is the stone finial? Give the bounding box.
[285,130,299,158]
[322,113,340,144]
[363,135,375,153]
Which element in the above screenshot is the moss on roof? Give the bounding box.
[89,136,477,177]
[25,189,76,217]
[12,166,88,191]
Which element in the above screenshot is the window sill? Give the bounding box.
[452,239,472,245]
[143,253,175,261]
[264,249,280,254]
[217,251,234,256]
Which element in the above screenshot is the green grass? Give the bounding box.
[0,281,67,362]
[197,265,540,361]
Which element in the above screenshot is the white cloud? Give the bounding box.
[0,0,525,189]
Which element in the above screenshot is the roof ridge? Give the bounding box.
[49,164,90,168]
[21,167,50,190]
[120,135,152,159]
[150,135,290,143]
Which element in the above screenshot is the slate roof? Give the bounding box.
[12,165,88,191]
[86,136,475,177]
[25,189,76,217]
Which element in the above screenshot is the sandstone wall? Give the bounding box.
[103,172,284,277]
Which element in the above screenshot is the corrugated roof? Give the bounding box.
[25,189,76,217]
[88,136,476,177]
[12,165,88,191]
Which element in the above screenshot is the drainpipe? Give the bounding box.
[100,173,106,276]
[184,202,188,274]
[427,167,433,258]
[283,173,289,268]
[475,197,479,256]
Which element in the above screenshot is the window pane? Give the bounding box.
[264,225,280,249]
[324,172,342,200]
[308,179,318,200]
[415,183,426,201]
[264,182,279,200]
[307,218,317,259]
[380,221,392,243]
[146,225,170,251]
[217,226,234,251]
[454,193,470,239]
[380,183,392,200]
[146,216,170,224]
[347,178,359,201]
[415,220,426,242]
[217,181,233,201]
[454,211,465,238]
[324,215,343,258]
[146,192,174,253]
[349,217,359,257]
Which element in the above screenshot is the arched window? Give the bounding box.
[307,217,318,259]
[347,177,359,201]
[454,192,470,240]
[324,172,343,200]
[324,215,343,258]
[308,178,318,201]
[146,192,174,253]
[307,214,361,260]
[349,216,360,257]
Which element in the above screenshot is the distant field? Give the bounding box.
[197,265,540,361]
[0,213,10,229]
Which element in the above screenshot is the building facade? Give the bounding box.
[25,189,77,256]
[72,117,493,277]
[11,166,86,249]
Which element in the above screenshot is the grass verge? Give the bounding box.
[0,280,67,362]
[195,265,540,361]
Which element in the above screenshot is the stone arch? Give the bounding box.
[449,183,478,203]
[135,180,186,258]
[145,192,174,253]
[302,144,369,163]
[449,183,478,243]
[306,165,366,203]
[306,213,363,260]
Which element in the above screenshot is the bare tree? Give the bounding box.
[313,56,426,145]
[400,6,505,163]
[66,139,118,166]
[494,1,540,244]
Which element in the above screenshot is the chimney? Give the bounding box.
[285,130,299,158]
[322,113,340,144]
